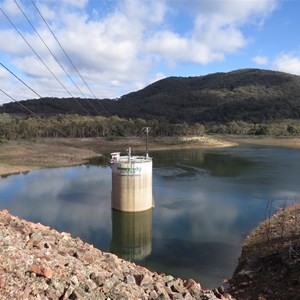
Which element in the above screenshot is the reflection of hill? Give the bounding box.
[153,149,256,177]
[110,209,152,261]
[199,152,256,177]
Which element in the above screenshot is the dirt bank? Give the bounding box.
[0,136,236,176]
[229,203,300,300]
[218,135,300,149]
[0,209,234,299]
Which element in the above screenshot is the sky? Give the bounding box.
[0,0,300,105]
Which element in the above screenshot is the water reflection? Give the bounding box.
[152,149,256,177]
[110,209,152,261]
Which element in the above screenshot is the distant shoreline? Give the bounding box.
[1,135,300,177]
[0,136,235,177]
[216,135,300,149]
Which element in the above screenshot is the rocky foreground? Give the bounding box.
[0,210,234,300]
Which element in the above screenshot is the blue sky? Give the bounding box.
[0,0,300,105]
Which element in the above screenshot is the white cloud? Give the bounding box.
[145,0,278,66]
[0,67,8,79]
[1,0,22,17]
[168,0,278,25]
[40,0,89,9]
[273,53,300,75]
[0,0,279,104]
[121,0,166,25]
[145,31,188,61]
[253,55,269,65]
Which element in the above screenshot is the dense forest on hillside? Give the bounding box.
[1,69,300,133]
[117,69,300,123]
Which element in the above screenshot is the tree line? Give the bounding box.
[0,113,299,142]
[0,114,205,141]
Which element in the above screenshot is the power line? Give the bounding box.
[1,5,105,124]
[30,0,110,117]
[0,88,69,138]
[0,62,42,98]
[0,62,104,142]
[1,3,107,141]
[1,3,142,141]
[0,7,74,98]
[13,0,86,98]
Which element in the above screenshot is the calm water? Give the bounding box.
[1,145,300,288]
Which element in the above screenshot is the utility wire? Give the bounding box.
[0,7,74,98]
[0,62,42,98]
[31,0,143,136]
[14,0,106,118]
[13,0,86,98]
[2,4,105,135]
[0,62,104,142]
[27,0,141,141]
[30,0,110,117]
[0,88,69,138]
[1,4,139,141]
[17,0,109,121]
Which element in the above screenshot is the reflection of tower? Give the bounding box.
[110,209,152,261]
[110,148,153,212]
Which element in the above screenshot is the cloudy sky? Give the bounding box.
[0,0,299,105]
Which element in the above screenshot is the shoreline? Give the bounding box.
[2,135,300,177]
[216,135,300,149]
[0,136,236,177]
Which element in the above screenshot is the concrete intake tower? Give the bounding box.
[110,147,153,212]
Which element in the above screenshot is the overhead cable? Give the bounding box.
[1,5,105,122]
[30,0,110,117]
[13,0,86,98]
[0,7,74,98]
[0,88,69,138]
[0,62,42,98]
[0,62,104,142]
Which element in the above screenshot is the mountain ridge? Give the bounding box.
[1,68,300,124]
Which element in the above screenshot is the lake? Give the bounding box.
[1,144,300,289]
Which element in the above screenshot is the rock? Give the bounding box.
[213,288,223,299]
[30,264,53,279]
[0,277,6,288]
[149,289,158,299]
[140,273,154,286]
[170,282,187,294]
[133,274,144,286]
[183,278,202,298]
[222,293,234,299]
[71,275,79,286]
[125,274,136,285]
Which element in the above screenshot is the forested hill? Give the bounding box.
[2,68,300,124]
